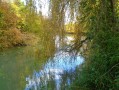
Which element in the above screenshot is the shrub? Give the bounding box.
[0,28,26,48]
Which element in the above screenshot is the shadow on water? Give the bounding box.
[0,34,84,90]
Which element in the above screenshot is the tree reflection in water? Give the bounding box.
[25,49,84,90]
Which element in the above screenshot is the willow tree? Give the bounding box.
[20,0,57,60]
[71,0,119,90]
[48,0,79,50]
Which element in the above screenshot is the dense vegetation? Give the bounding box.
[0,1,34,49]
[0,0,119,90]
[71,0,119,90]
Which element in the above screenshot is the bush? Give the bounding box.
[0,28,26,48]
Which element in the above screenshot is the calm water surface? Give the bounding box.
[0,35,84,90]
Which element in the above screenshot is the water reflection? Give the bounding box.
[25,50,84,90]
[0,34,83,90]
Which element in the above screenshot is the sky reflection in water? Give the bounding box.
[25,50,84,90]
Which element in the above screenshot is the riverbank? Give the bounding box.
[0,28,39,50]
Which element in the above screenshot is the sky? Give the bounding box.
[21,0,49,17]
[20,0,75,24]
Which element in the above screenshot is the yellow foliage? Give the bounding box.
[0,2,19,29]
[5,29,24,44]
[11,3,22,18]
[65,22,75,33]
[0,28,25,48]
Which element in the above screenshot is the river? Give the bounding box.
[0,35,84,90]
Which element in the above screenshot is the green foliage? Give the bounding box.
[71,0,119,90]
